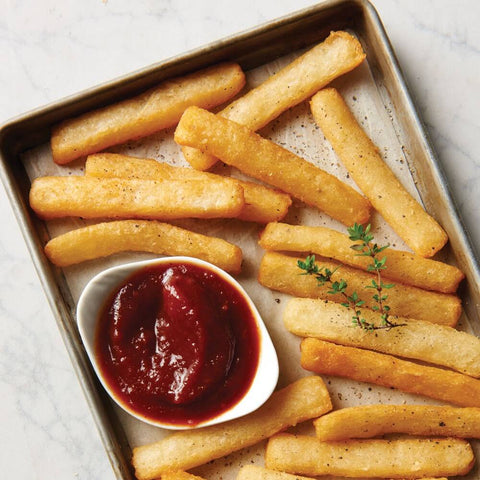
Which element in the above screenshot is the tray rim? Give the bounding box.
[1,0,479,478]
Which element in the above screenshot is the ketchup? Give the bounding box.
[95,260,260,426]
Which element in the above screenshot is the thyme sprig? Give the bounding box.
[298,224,405,331]
[297,255,371,329]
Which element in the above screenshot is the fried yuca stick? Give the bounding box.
[313,404,480,441]
[175,106,371,226]
[258,252,461,326]
[236,465,447,480]
[301,338,480,407]
[162,473,206,480]
[236,465,314,480]
[284,298,480,377]
[85,153,292,223]
[265,433,474,478]
[29,176,244,220]
[236,465,446,480]
[310,88,448,257]
[131,376,332,480]
[51,62,246,165]
[44,220,243,273]
[259,222,464,293]
[183,31,366,171]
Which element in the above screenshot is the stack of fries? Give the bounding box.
[30,62,297,273]
[28,28,479,480]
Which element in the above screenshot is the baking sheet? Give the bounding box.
[3,1,480,479]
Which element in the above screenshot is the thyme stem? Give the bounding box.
[297,224,406,331]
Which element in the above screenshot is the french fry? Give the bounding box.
[265,433,474,478]
[300,338,480,407]
[85,153,292,223]
[258,252,461,326]
[51,62,246,164]
[183,31,366,170]
[29,176,244,220]
[310,88,448,257]
[236,465,314,480]
[313,404,480,441]
[131,376,332,480]
[174,106,371,226]
[235,466,446,480]
[44,220,243,273]
[258,222,464,293]
[284,298,480,377]
[161,473,206,480]
[234,179,292,224]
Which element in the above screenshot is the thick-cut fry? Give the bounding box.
[51,62,246,164]
[162,473,206,480]
[258,252,461,326]
[265,433,474,478]
[301,338,480,407]
[131,376,332,480]
[259,222,464,293]
[183,31,366,170]
[29,176,244,220]
[284,298,480,377]
[310,88,447,257]
[236,465,314,480]
[237,467,446,480]
[175,106,371,226]
[44,220,243,273]
[234,179,292,224]
[313,404,480,441]
[237,467,443,480]
[85,153,292,223]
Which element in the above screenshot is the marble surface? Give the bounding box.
[1,0,479,478]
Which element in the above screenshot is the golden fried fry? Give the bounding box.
[236,465,313,480]
[161,470,204,480]
[51,62,245,164]
[183,31,365,170]
[284,298,480,377]
[237,465,446,480]
[259,222,464,293]
[265,433,474,478]
[85,153,292,223]
[313,404,480,441]
[258,252,461,326]
[132,376,332,480]
[161,473,206,480]
[301,338,480,407]
[310,88,447,257]
[29,176,244,220]
[44,220,242,273]
[174,106,371,226]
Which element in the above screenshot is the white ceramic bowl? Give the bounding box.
[77,256,279,429]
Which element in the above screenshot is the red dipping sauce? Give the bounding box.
[95,260,260,427]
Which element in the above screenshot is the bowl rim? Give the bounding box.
[76,255,279,430]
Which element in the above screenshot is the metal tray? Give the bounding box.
[1,0,479,479]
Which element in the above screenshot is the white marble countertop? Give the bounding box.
[1,1,479,478]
